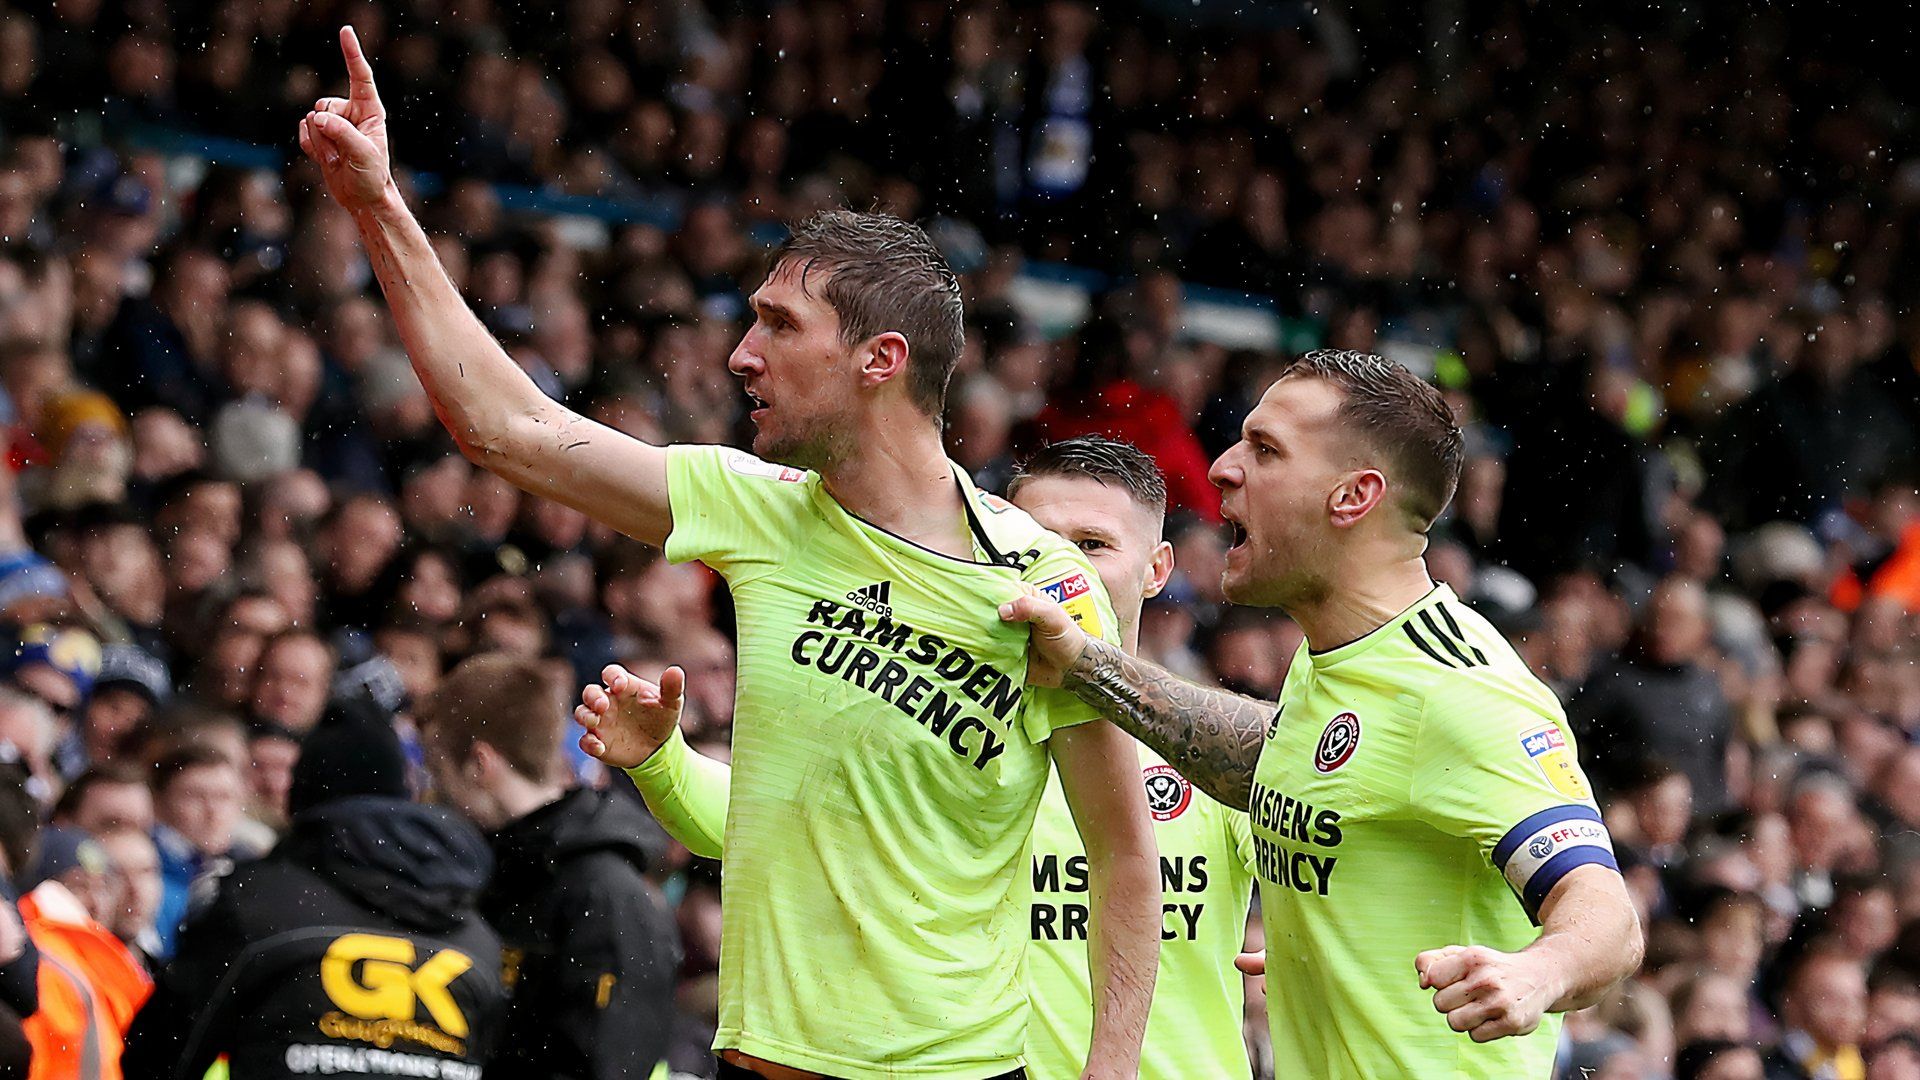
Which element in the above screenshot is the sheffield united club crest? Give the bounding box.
[1314,712,1361,773]
[1143,764,1193,822]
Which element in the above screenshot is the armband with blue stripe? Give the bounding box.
[1492,805,1619,922]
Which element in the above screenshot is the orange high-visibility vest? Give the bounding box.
[19,882,152,1080]
[1832,522,1920,613]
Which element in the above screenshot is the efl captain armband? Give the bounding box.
[1038,569,1105,639]
[1492,805,1619,921]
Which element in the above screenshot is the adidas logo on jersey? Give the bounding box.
[845,581,893,617]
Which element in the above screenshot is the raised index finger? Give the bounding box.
[339,25,383,110]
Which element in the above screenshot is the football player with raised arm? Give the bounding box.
[299,30,1157,1080]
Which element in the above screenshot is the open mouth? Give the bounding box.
[1221,507,1249,551]
[745,389,769,417]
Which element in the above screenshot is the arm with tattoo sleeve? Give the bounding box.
[1052,634,1273,810]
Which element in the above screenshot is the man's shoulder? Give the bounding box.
[671,444,817,491]
[964,487,1075,574]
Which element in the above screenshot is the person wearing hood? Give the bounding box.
[120,695,506,1080]
[420,653,679,1080]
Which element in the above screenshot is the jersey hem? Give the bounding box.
[715,1030,1024,1080]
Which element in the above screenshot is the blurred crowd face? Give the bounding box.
[1700,899,1766,981]
[250,633,332,733]
[324,497,403,593]
[248,732,299,826]
[1011,473,1169,643]
[1675,973,1752,1044]
[69,778,152,836]
[56,856,117,925]
[1647,579,1712,666]
[80,523,166,625]
[1870,1040,1920,1080]
[79,684,147,760]
[98,829,161,944]
[727,258,864,470]
[1786,953,1869,1050]
[1871,982,1920,1046]
[156,759,243,856]
[1697,1045,1766,1080]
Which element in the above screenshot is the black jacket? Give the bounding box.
[122,797,507,1080]
[1567,654,1733,808]
[482,787,681,1080]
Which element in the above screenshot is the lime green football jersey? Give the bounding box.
[1025,745,1255,1080]
[664,445,1119,1079]
[1250,584,1615,1079]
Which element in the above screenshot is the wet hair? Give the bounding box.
[1279,349,1464,531]
[769,210,965,418]
[1009,435,1169,518]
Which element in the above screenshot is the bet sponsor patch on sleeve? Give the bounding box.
[1520,724,1591,802]
[1039,570,1105,639]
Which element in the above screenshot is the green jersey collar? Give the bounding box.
[1307,583,1454,670]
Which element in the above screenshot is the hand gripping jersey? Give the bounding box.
[1249,585,1617,1079]
[663,445,1118,1079]
[1024,746,1255,1080]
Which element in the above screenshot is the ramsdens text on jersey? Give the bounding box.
[1248,782,1342,896]
[1031,853,1215,941]
[790,598,1025,769]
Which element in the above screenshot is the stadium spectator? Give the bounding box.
[94,827,162,968]
[147,745,249,958]
[17,825,151,1080]
[51,766,152,837]
[422,653,680,1080]
[77,644,170,770]
[1766,946,1870,1080]
[122,699,507,1080]
[1570,577,1737,806]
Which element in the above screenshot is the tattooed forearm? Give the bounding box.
[1063,637,1272,809]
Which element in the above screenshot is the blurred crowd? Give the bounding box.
[0,0,1912,1077]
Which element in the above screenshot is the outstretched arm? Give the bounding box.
[300,27,671,545]
[1002,593,1272,809]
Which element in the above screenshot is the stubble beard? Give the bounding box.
[1224,542,1330,615]
[755,410,853,474]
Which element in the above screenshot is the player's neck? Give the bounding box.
[1289,555,1435,653]
[818,411,971,559]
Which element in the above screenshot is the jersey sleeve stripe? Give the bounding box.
[1403,622,1456,668]
[1521,847,1621,916]
[1417,610,1479,668]
[1435,604,1490,665]
[1491,804,1604,868]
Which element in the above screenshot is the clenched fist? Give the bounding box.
[1415,944,1561,1043]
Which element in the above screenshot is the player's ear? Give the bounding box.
[860,331,910,389]
[1328,468,1388,528]
[1143,540,1175,598]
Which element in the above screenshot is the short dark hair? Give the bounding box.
[1673,1040,1749,1080]
[418,653,565,781]
[151,744,239,794]
[52,764,146,823]
[1279,349,1464,531]
[1009,435,1169,518]
[770,210,965,418]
